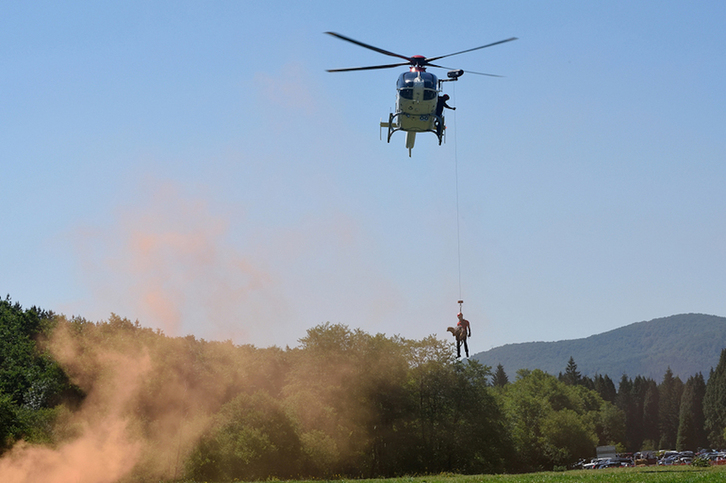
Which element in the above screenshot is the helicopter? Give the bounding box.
[326,32,517,156]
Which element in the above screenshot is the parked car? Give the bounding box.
[587,457,632,469]
[583,458,609,469]
[658,455,678,465]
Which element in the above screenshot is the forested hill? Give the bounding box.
[472,313,726,382]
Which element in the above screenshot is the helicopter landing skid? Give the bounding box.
[379,112,399,142]
[380,112,445,155]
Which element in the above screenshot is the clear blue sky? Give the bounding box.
[2,1,725,350]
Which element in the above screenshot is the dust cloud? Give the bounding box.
[0,315,262,483]
[73,178,286,345]
[0,179,414,481]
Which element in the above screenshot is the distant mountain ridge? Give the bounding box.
[471,314,726,382]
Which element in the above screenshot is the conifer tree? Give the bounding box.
[658,367,684,449]
[704,348,726,448]
[616,375,638,451]
[594,374,617,403]
[642,379,660,448]
[560,356,581,386]
[677,373,707,451]
[491,363,509,388]
[628,376,651,451]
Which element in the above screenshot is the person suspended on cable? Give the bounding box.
[456,312,471,358]
[457,312,471,337]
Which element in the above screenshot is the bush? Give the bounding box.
[692,456,711,468]
[185,391,302,482]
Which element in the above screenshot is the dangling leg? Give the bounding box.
[463,338,469,358]
[456,339,461,358]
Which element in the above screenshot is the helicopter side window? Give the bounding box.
[399,88,413,100]
[423,90,436,101]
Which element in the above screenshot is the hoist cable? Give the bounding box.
[452,83,462,301]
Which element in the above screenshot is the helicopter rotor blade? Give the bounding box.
[425,37,518,63]
[327,62,411,73]
[325,32,411,62]
[427,63,504,77]
[460,70,504,77]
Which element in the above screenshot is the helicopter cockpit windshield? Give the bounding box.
[397,71,438,101]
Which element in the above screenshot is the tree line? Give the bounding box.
[2,297,726,481]
[543,354,726,454]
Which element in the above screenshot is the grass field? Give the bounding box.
[278,466,726,483]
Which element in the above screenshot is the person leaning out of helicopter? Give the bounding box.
[436,94,456,118]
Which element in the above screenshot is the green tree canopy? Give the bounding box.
[500,369,604,471]
[0,298,78,451]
